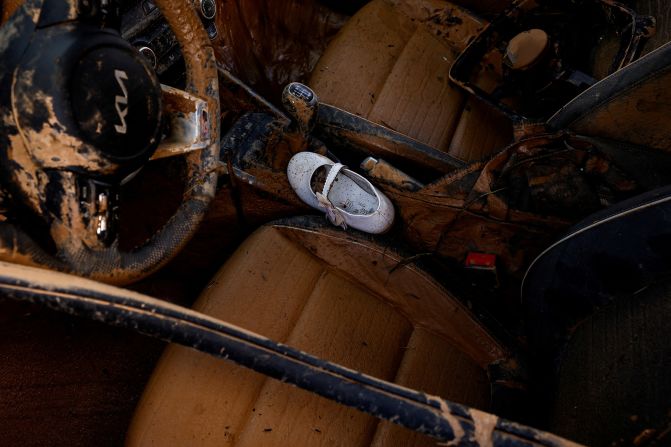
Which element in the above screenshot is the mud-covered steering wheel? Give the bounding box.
[0,0,220,284]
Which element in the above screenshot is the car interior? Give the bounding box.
[2,0,671,445]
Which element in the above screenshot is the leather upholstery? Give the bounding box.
[310,0,513,162]
[128,223,497,446]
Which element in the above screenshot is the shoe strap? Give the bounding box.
[321,163,346,199]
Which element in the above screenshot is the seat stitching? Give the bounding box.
[232,254,327,445]
[366,25,419,118]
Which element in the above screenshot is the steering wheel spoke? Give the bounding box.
[45,171,121,253]
[151,85,212,160]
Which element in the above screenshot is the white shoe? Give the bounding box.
[287,152,395,234]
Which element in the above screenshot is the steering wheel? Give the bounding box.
[0,0,220,285]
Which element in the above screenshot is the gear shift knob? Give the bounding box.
[282,82,319,133]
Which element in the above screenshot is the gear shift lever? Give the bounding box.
[282,82,319,133]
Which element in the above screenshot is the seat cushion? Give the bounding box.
[551,279,671,446]
[310,0,513,161]
[127,225,491,446]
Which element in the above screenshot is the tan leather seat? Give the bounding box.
[127,221,510,446]
[309,0,513,162]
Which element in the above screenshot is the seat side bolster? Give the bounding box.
[272,220,511,368]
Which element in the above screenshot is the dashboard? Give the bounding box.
[119,0,217,85]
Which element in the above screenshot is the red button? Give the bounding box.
[465,252,497,268]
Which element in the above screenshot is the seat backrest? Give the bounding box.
[127,219,513,446]
[309,0,513,162]
[521,184,671,444]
